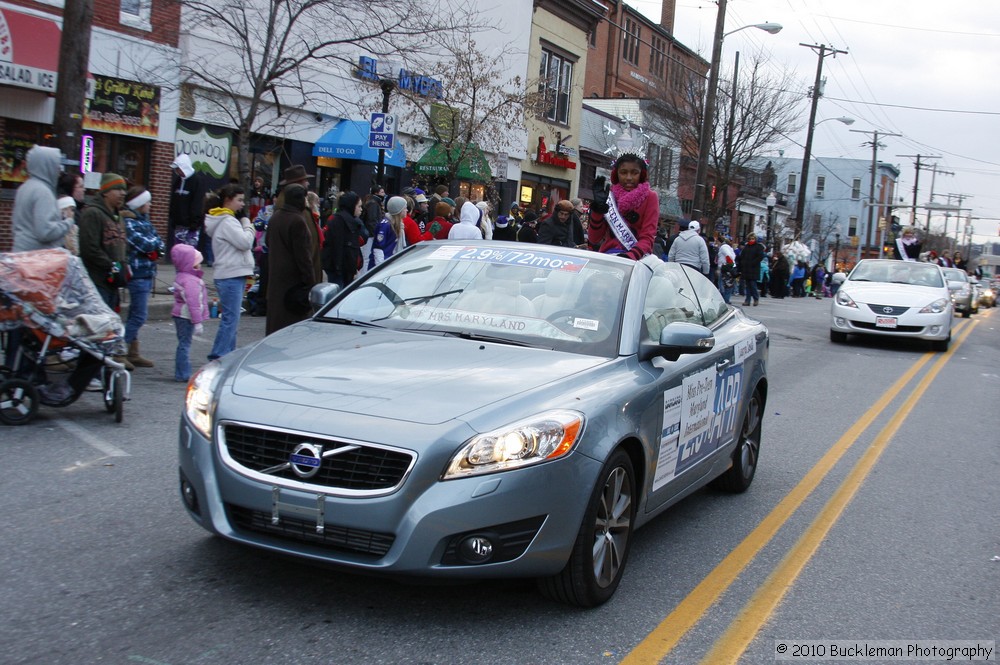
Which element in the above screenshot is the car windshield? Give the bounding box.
[849,260,944,288]
[320,243,632,357]
[941,268,967,283]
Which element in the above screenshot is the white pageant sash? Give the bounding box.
[605,192,638,251]
[895,237,914,261]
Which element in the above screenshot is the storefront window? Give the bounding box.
[1,120,45,189]
[87,133,151,188]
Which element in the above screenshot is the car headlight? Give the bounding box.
[185,361,223,438]
[835,290,857,308]
[919,298,949,314]
[443,410,584,479]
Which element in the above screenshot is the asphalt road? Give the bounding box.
[2,294,997,665]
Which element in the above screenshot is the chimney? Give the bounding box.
[660,0,676,34]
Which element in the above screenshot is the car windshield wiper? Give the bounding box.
[441,330,538,348]
[850,277,873,282]
[320,316,382,328]
[404,289,464,305]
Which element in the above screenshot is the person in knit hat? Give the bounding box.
[78,172,133,368]
[121,185,166,368]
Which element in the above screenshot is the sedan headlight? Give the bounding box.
[443,410,584,479]
[835,290,858,308]
[185,362,223,438]
[919,298,949,314]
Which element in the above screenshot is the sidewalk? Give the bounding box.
[120,261,219,322]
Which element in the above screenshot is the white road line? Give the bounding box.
[55,418,130,457]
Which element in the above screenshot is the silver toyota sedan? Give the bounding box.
[179,241,769,606]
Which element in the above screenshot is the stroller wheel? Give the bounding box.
[104,368,125,422]
[0,378,40,426]
[102,367,115,413]
[112,374,124,423]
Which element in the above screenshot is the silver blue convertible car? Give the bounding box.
[179,241,768,606]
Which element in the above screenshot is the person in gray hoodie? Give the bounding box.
[12,145,74,251]
[667,220,710,275]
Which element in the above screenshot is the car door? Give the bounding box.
[642,263,732,511]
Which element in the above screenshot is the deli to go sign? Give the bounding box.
[0,62,56,92]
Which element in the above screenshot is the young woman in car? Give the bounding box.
[586,153,659,260]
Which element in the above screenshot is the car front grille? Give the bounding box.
[865,303,910,316]
[222,423,414,492]
[226,503,394,557]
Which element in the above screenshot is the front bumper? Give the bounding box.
[830,301,951,341]
[178,416,602,579]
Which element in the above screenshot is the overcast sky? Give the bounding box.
[632,0,1000,245]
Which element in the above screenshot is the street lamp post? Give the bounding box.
[691,4,781,221]
[765,191,777,249]
[376,59,399,189]
[834,232,840,271]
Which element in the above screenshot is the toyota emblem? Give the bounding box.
[882,307,893,314]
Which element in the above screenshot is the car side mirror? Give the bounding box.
[640,322,715,361]
[831,273,847,285]
[310,283,341,311]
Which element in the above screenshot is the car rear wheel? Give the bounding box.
[712,387,763,493]
[538,449,635,607]
[830,330,848,343]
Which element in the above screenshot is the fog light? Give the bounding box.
[180,471,200,515]
[835,317,846,327]
[458,535,494,564]
[929,326,941,334]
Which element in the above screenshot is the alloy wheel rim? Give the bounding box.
[592,466,632,588]
[741,396,761,477]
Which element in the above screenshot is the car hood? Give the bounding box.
[229,322,606,425]
[843,281,946,305]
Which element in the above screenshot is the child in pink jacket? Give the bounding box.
[171,244,210,381]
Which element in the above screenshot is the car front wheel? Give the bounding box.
[538,449,635,607]
[712,387,763,493]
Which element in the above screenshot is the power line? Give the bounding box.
[824,96,1000,115]
[819,14,1000,36]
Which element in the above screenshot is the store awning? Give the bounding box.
[414,142,492,181]
[311,119,405,167]
[0,7,61,93]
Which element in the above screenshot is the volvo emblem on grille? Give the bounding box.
[289,443,323,478]
[883,307,894,314]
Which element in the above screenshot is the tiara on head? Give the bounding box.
[603,116,648,165]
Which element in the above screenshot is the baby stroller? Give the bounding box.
[0,249,130,425]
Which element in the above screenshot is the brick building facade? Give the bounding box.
[0,0,181,250]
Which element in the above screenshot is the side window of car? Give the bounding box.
[642,264,703,340]
[680,265,728,326]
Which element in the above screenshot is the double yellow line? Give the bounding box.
[623,317,981,665]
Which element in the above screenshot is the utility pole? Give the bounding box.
[850,129,899,263]
[923,164,955,238]
[898,154,940,228]
[795,43,848,237]
[53,0,95,167]
[944,193,971,251]
[692,0,728,222]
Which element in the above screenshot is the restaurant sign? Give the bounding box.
[83,75,161,138]
[174,124,232,179]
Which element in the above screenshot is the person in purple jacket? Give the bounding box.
[170,243,211,382]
